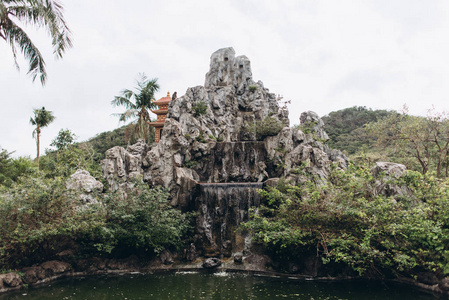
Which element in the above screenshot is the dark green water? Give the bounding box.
[0,272,442,300]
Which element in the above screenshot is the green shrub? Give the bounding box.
[0,148,35,187]
[91,182,193,255]
[184,160,197,169]
[255,116,284,140]
[40,143,101,179]
[193,101,208,117]
[195,132,207,143]
[248,85,258,92]
[242,162,449,277]
[0,175,193,267]
[0,175,105,267]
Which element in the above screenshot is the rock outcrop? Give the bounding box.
[371,161,412,197]
[66,169,103,204]
[101,47,346,258]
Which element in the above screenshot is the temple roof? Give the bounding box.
[153,92,172,106]
[148,120,165,127]
[151,109,169,115]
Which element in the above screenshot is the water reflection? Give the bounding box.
[0,272,442,300]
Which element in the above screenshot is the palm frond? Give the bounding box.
[113,109,139,123]
[111,94,137,109]
[4,17,46,84]
[9,0,72,58]
[1,0,72,84]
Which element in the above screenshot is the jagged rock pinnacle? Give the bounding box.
[205,47,254,93]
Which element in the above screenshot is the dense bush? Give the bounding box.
[0,177,193,267]
[0,175,105,267]
[0,148,35,187]
[241,116,284,141]
[85,181,194,256]
[242,163,449,277]
[255,116,284,140]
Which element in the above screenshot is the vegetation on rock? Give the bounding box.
[193,101,208,117]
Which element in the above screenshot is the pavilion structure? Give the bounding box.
[149,92,172,143]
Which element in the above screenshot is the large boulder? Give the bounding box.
[66,169,103,204]
[202,257,222,269]
[371,161,407,178]
[371,162,410,197]
[101,139,149,191]
[0,273,22,288]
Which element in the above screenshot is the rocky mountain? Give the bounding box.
[101,47,346,258]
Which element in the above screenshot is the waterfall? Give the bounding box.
[195,182,263,257]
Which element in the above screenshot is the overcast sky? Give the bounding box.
[1,0,449,157]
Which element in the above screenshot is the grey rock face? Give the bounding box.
[101,139,148,191]
[205,47,254,93]
[300,111,329,141]
[194,183,262,257]
[66,169,103,204]
[371,162,411,197]
[371,161,406,178]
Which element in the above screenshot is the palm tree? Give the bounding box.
[30,106,55,167]
[111,73,160,144]
[0,0,72,85]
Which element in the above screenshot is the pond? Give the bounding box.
[0,272,442,300]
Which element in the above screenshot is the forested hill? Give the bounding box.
[322,106,395,155]
[86,125,128,159]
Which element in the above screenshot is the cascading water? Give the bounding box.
[194,182,263,257]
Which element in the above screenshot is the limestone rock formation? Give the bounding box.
[371,162,411,197]
[101,47,347,258]
[102,139,149,191]
[66,169,103,204]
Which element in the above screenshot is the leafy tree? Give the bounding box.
[0,147,34,187]
[30,106,55,167]
[111,73,159,144]
[0,0,72,85]
[39,142,101,179]
[366,106,449,177]
[50,128,76,150]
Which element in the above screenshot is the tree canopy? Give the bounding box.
[366,107,449,177]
